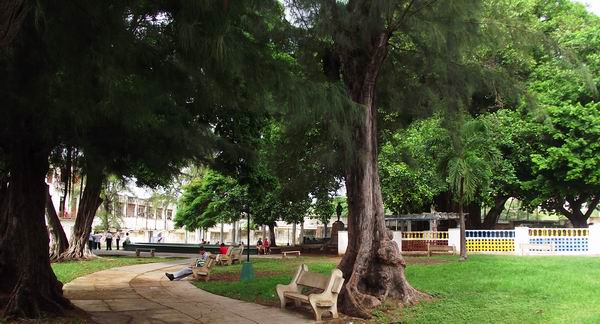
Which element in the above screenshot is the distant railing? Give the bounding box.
[529,228,588,237]
[465,230,515,252]
[400,231,448,251]
[402,231,448,240]
[528,228,589,253]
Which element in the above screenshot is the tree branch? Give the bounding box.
[584,195,600,218]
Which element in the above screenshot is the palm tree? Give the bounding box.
[443,118,494,262]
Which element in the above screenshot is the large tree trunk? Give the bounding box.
[482,195,509,229]
[0,148,71,318]
[337,33,425,319]
[0,0,29,48]
[46,185,69,262]
[268,223,277,247]
[58,165,104,261]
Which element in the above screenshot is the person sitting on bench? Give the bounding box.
[256,238,264,255]
[165,247,208,281]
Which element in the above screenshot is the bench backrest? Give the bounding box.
[297,271,329,289]
[293,264,345,294]
[205,255,216,269]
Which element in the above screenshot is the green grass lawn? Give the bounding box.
[52,256,176,284]
[195,255,600,323]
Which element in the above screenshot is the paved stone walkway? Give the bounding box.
[64,259,315,323]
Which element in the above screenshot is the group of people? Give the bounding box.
[88,231,129,251]
[256,237,270,255]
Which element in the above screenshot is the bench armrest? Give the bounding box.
[276,264,308,308]
[307,269,344,305]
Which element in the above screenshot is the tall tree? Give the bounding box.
[285,0,507,316]
[442,119,494,261]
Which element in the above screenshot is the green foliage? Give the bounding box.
[444,118,496,205]
[174,170,248,231]
[379,118,449,214]
[532,103,600,186]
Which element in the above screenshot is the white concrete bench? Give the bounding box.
[427,244,455,257]
[135,248,155,257]
[276,264,344,321]
[520,243,554,256]
[282,250,301,258]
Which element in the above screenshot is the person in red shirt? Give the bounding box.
[263,238,270,255]
[219,243,229,255]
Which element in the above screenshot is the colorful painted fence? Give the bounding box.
[337,225,600,256]
[464,230,515,253]
[528,228,589,253]
[401,231,448,251]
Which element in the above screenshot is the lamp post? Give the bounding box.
[246,205,250,262]
[240,203,255,280]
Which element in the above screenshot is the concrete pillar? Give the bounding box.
[448,228,460,251]
[220,222,224,243]
[392,231,402,252]
[514,227,530,256]
[407,221,412,231]
[338,231,348,255]
[588,224,600,255]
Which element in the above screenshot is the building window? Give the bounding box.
[126,204,135,217]
[147,207,154,219]
[138,206,146,217]
[116,203,124,217]
[166,209,173,220]
[157,208,163,219]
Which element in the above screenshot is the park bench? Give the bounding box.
[520,243,554,256]
[301,243,324,253]
[218,245,244,265]
[282,250,301,258]
[192,254,217,282]
[427,244,455,257]
[135,248,155,257]
[276,264,344,321]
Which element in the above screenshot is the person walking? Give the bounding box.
[88,232,94,251]
[115,232,121,250]
[106,231,113,250]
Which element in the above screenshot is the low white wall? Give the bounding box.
[448,228,460,251]
[338,231,348,255]
[589,224,600,255]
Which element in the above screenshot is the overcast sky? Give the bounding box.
[576,0,600,15]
